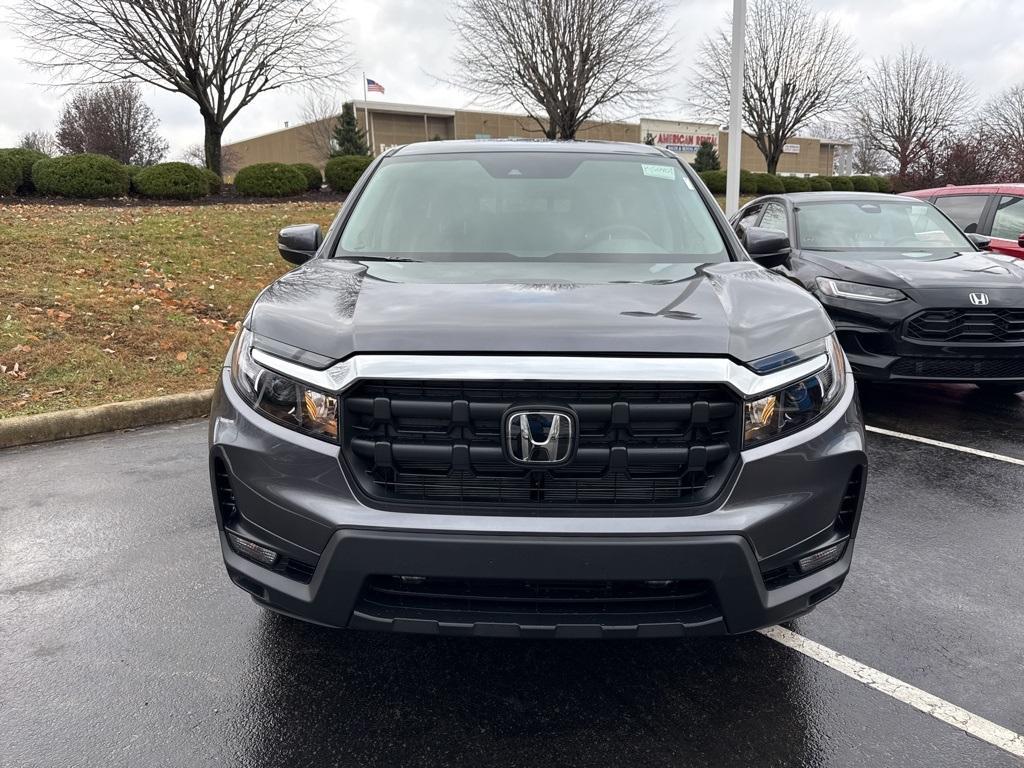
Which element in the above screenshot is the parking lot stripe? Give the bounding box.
[761,625,1024,759]
[866,425,1024,467]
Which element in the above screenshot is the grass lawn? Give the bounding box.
[0,195,751,419]
[0,201,338,417]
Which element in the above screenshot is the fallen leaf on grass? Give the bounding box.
[175,351,188,361]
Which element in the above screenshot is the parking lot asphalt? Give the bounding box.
[2,384,1022,768]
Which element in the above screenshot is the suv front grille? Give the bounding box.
[892,357,1024,379]
[904,308,1024,343]
[340,379,741,513]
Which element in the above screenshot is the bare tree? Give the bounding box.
[807,118,890,175]
[181,143,242,176]
[298,89,344,164]
[56,83,168,165]
[691,0,861,174]
[18,130,56,155]
[18,0,349,175]
[449,0,674,140]
[859,46,972,183]
[985,84,1024,178]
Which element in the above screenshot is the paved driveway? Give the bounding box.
[2,384,1022,767]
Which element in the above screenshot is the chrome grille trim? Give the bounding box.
[249,350,830,398]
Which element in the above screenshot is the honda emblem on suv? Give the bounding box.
[969,292,990,306]
[505,410,575,465]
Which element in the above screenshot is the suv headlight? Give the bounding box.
[743,335,847,447]
[816,277,906,304]
[229,328,339,442]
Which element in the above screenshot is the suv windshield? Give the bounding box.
[336,151,728,262]
[795,199,972,254]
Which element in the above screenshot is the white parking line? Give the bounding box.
[866,425,1024,467]
[761,625,1024,759]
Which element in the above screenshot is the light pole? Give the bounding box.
[725,0,746,217]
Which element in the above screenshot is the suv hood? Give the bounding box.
[248,259,832,365]
[800,249,1024,290]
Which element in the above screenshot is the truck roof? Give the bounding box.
[390,139,669,157]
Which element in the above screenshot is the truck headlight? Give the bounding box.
[229,328,339,442]
[816,277,906,304]
[743,335,847,447]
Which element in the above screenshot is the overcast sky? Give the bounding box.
[0,0,1021,156]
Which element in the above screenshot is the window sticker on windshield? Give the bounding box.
[641,164,675,181]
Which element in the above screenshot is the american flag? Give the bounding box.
[366,78,385,94]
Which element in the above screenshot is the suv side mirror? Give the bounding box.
[744,226,791,268]
[278,224,323,265]
[967,233,992,250]
[1018,233,1024,249]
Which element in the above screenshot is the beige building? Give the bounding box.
[640,117,852,177]
[224,100,850,178]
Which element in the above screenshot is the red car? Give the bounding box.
[904,184,1024,259]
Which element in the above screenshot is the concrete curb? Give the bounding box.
[0,389,214,450]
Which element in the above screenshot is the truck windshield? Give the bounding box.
[336,151,728,262]
[795,199,973,253]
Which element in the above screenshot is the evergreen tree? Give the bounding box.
[331,102,369,156]
[692,140,721,171]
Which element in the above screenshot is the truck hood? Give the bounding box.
[248,258,833,365]
[799,249,1024,290]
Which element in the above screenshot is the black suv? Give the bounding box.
[209,141,866,637]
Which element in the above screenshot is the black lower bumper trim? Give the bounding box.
[348,610,727,638]
[222,528,854,636]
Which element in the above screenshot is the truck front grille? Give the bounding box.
[340,379,741,513]
[904,308,1024,343]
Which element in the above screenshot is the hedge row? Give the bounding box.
[696,170,893,196]
[0,149,342,200]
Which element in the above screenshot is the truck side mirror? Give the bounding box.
[278,224,323,265]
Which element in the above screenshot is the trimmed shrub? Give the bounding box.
[808,176,833,192]
[324,155,373,193]
[0,148,47,194]
[291,162,323,191]
[851,175,880,192]
[698,170,727,194]
[753,173,785,194]
[0,154,20,196]
[132,162,209,200]
[873,175,893,193]
[829,175,855,191]
[781,176,812,193]
[201,168,222,195]
[739,169,758,195]
[32,153,130,198]
[234,162,307,197]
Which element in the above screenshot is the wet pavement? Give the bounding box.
[2,384,1022,767]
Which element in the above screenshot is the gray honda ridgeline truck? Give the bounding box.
[209,140,866,638]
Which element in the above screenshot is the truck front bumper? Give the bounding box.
[210,368,866,637]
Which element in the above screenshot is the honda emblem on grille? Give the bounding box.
[504,410,575,465]
[969,292,990,306]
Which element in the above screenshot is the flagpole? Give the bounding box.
[362,71,369,155]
